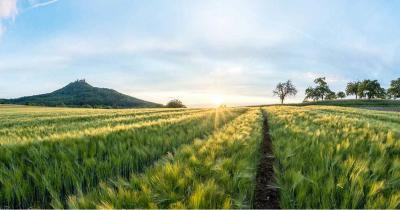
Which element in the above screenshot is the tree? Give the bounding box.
[387,78,400,99]
[304,87,319,101]
[166,99,186,108]
[336,91,346,99]
[304,77,333,101]
[358,80,385,99]
[346,81,360,99]
[273,80,298,104]
[325,90,337,100]
[313,77,332,100]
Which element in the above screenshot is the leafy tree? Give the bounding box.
[346,81,360,99]
[304,77,333,101]
[313,77,332,100]
[336,91,346,99]
[387,78,400,99]
[325,90,337,100]
[166,99,186,108]
[273,80,297,104]
[358,80,385,99]
[304,87,318,101]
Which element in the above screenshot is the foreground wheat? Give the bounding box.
[0,106,245,208]
[266,106,400,209]
[68,108,263,209]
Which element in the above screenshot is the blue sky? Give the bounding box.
[0,0,399,106]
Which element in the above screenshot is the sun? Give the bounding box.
[211,95,225,106]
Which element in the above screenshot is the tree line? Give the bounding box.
[273,77,400,104]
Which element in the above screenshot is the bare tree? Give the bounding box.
[273,80,297,104]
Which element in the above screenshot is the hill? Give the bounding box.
[0,80,163,108]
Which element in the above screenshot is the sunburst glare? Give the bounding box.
[211,95,225,107]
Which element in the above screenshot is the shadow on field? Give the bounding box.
[253,111,280,209]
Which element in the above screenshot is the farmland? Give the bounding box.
[266,106,400,208]
[0,105,260,208]
[0,105,399,208]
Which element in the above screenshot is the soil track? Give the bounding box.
[253,111,280,209]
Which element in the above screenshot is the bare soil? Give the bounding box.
[253,111,280,209]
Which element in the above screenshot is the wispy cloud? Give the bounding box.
[0,0,59,38]
[27,0,58,9]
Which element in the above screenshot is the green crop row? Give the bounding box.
[0,108,182,127]
[0,105,158,121]
[67,108,263,209]
[265,106,400,209]
[0,109,204,145]
[0,108,245,208]
[0,107,198,128]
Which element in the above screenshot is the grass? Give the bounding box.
[265,106,400,208]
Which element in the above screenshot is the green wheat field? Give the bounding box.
[0,105,399,208]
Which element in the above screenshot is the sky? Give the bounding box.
[0,0,399,107]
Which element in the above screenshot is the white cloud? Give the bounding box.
[28,0,58,9]
[2,1,399,105]
[304,71,346,84]
[187,1,289,47]
[0,0,17,37]
[0,54,70,72]
[0,0,17,19]
[210,65,243,77]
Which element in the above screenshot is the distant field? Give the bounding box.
[300,99,400,107]
[360,107,400,112]
[0,105,399,208]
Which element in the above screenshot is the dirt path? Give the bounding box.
[253,111,280,209]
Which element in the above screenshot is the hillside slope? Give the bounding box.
[0,80,162,108]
